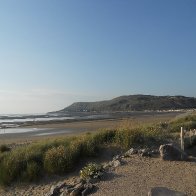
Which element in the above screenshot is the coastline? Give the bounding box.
[0,111,183,145]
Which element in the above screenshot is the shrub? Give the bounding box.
[44,145,71,174]
[0,144,10,153]
[0,150,26,185]
[169,114,196,132]
[43,141,84,175]
[80,163,104,181]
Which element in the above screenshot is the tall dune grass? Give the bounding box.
[0,121,174,185]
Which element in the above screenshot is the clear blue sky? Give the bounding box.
[0,0,196,114]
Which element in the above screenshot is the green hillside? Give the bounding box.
[59,95,196,112]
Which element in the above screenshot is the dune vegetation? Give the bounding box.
[0,113,195,186]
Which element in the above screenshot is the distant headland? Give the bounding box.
[51,94,196,113]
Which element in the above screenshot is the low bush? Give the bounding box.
[0,144,10,153]
[169,113,196,132]
[80,162,104,181]
[21,162,41,182]
[44,145,72,174]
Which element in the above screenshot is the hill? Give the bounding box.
[57,95,196,113]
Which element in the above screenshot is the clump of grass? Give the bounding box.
[21,162,41,182]
[44,145,71,174]
[44,142,82,174]
[169,113,196,132]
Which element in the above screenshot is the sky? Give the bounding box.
[0,0,196,114]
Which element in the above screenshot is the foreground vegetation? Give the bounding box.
[0,112,195,185]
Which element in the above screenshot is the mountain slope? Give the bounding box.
[59,95,196,112]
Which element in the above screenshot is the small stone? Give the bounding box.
[148,187,187,196]
[140,149,151,157]
[64,187,75,194]
[82,183,94,196]
[60,191,68,196]
[48,182,67,196]
[103,163,110,170]
[82,187,90,196]
[113,155,121,161]
[112,160,121,168]
[70,182,84,196]
[84,183,93,189]
[70,187,83,196]
[159,144,188,161]
[124,148,138,157]
[50,185,60,196]
[151,149,159,154]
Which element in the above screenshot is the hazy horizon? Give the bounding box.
[1,1,196,114]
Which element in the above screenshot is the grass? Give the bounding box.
[169,112,196,132]
[0,112,195,185]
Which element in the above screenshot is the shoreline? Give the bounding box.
[0,111,184,145]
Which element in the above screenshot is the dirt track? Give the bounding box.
[93,156,196,196]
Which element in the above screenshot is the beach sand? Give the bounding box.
[0,112,180,145]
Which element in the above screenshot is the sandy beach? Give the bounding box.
[0,111,182,145]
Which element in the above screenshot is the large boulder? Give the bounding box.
[159,144,187,161]
[148,187,186,196]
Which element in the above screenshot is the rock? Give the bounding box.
[48,182,67,196]
[82,187,90,196]
[159,144,188,161]
[103,163,110,170]
[70,188,82,196]
[59,192,68,196]
[148,187,187,196]
[124,148,138,157]
[70,182,84,196]
[47,178,94,196]
[151,149,159,155]
[112,160,121,167]
[84,182,93,189]
[113,155,121,161]
[82,183,94,196]
[49,185,60,196]
[108,158,123,168]
[64,187,75,194]
[140,149,152,157]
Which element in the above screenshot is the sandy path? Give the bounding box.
[93,156,196,196]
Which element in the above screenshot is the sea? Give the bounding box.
[0,113,110,135]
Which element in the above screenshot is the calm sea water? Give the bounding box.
[0,113,110,135]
